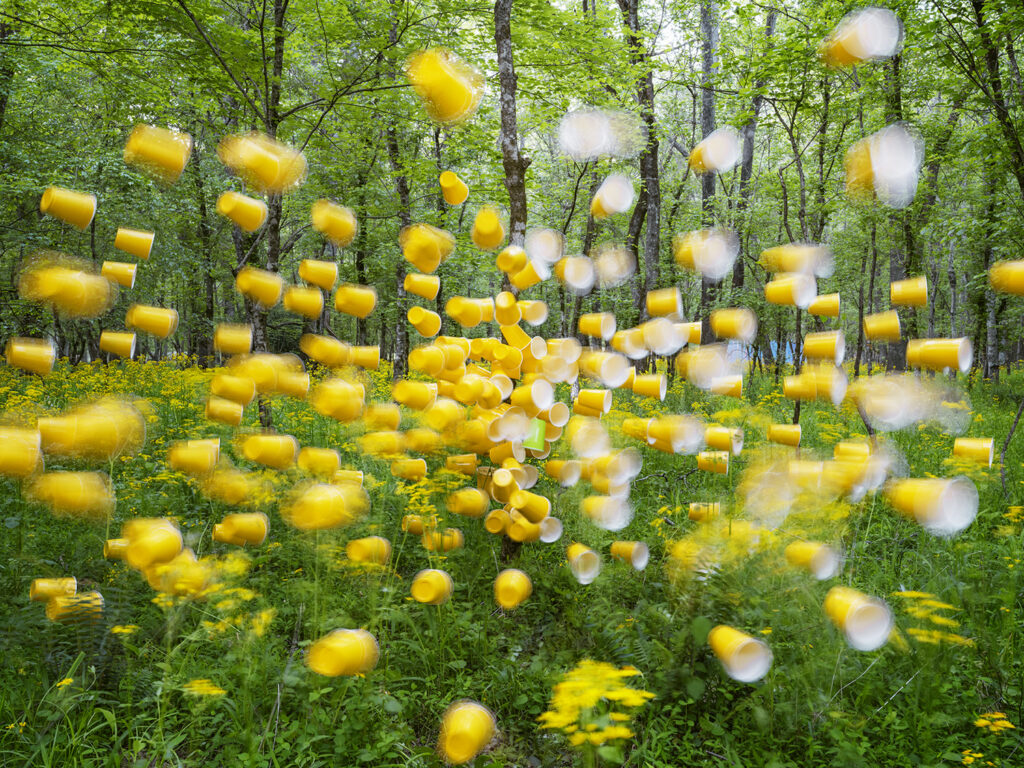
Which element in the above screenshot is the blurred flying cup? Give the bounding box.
[884,476,978,537]
[283,286,324,319]
[808,293,840,317]
[710,308,757,343]
[114,227,155,260]
[167,438,220,476]
[0,427,42,478]
[989,260,1024,296]
[99,330,136,358]
[216,191,267,232]
[689,127,740,175]
[953,437,994,466]
[126,304,178,338]
[821,7,903,67]
[784,541,841,580]
[405,48,483,124]
[39,186,96,230]
[609,541,649,570]
[298,259,338,290]
[567,543,601,584]
[494,569,532,609]
[824,586,893,651]
[346,536,391,564]
[439,171,469,205]
[906,337,972,374]
[765,273,816,308]
[708,625,772,682]
[101,261,137,289]
[123,124,192,183]
[438,700,496,765]
[30,576,77,602]
[890,275,927,307]
[335,283,378,318]
[307,629,379,676]
[863,310,901,342]
[412,569,454,605]
[405,272,441,300]
[311,200,357,247]
[27,471,114,520]
[767,423,801,447]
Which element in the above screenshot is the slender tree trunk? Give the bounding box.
[734,10,777,290]
[494,0,529,250]
[698,0,719,339]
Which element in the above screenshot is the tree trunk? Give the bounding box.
[734,9,777,290]
[494,0,529,250]
[698,0,719,339]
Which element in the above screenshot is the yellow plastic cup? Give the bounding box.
[609,541,650,570]
[45,591,104,625]
[496,245,528,274]
[99,330,136,358]
[403,273,440,302]
[824,586,893,651]
[688,127,740,174]
[283,286,324,319]
[784,541,841,580]
[783,373,817,401]
[0,427,42,478]
[307,629,379,677]
[213,512,269,546]
[167,438,220,476]
[844,137,874,199]
[310,200,357,247]
[311,378,365,422]
[123,124,192,182]
[493,291,521,325]
[710,308,757,343]
[113,228,154,260]
[101,261,137,289]
[240,433,298,470]
[688,502,720,522]
[422,528,464,552]
[126,304,178,339]
[579,312,616,341]
[633,373,667,400]
[890,275,927,307]
[989,260,1024,295]
[393,380,438,411]
[104,538,129,560]
[509,489,551,524]
[953,437,994,466]
[211,373,256,405]
[484,508,510,535]
[765,273,817,308]
[123,518,183,570]
[471,207,505,250]
[448,487,490,518]
[646,287,682,317]
[30,577,77,602]
[567,542,601,584]
[412,569,454,605]
[350,345,380,370]
[808,292,840,317]
[334,283,377,318]
[906,337,972,374]
[299,333,350,368]
[203,396,242,426]
[18,265,114,318]
[216,191,267,232]
[862,310,901,342]
[803,330,845,364]
[697,451,729,474]
[5,337,56,375]
[297,446,341,477]
[767,423,801,447]
[408,305,442,337]
[26,471,114,520]
[494,569,532,609]
[705,425,744,455]
[438,701,496,765]
[346,536,392,564]
[679,321,702,345]
[391,458,427,482]
[405,48,483,124]
[236,267,283,307]
[281,483,363,530]
[298,259,338,290]
[439,171,469,205]
[884,476,978,537]
[708,625,772,682]
[213,323,253,355]
[401,514,436,535]
[400,224,453,273]
[509,259,548,291]
[39,186,97,230]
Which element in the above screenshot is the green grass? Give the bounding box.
[1,359,1022,767]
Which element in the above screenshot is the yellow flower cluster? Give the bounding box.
[974,713,1015,733]
[110,624,139,635]
[55,677,73,689]
[895,592,974,645]
[182,679,227,697]
[538,660,654,747]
